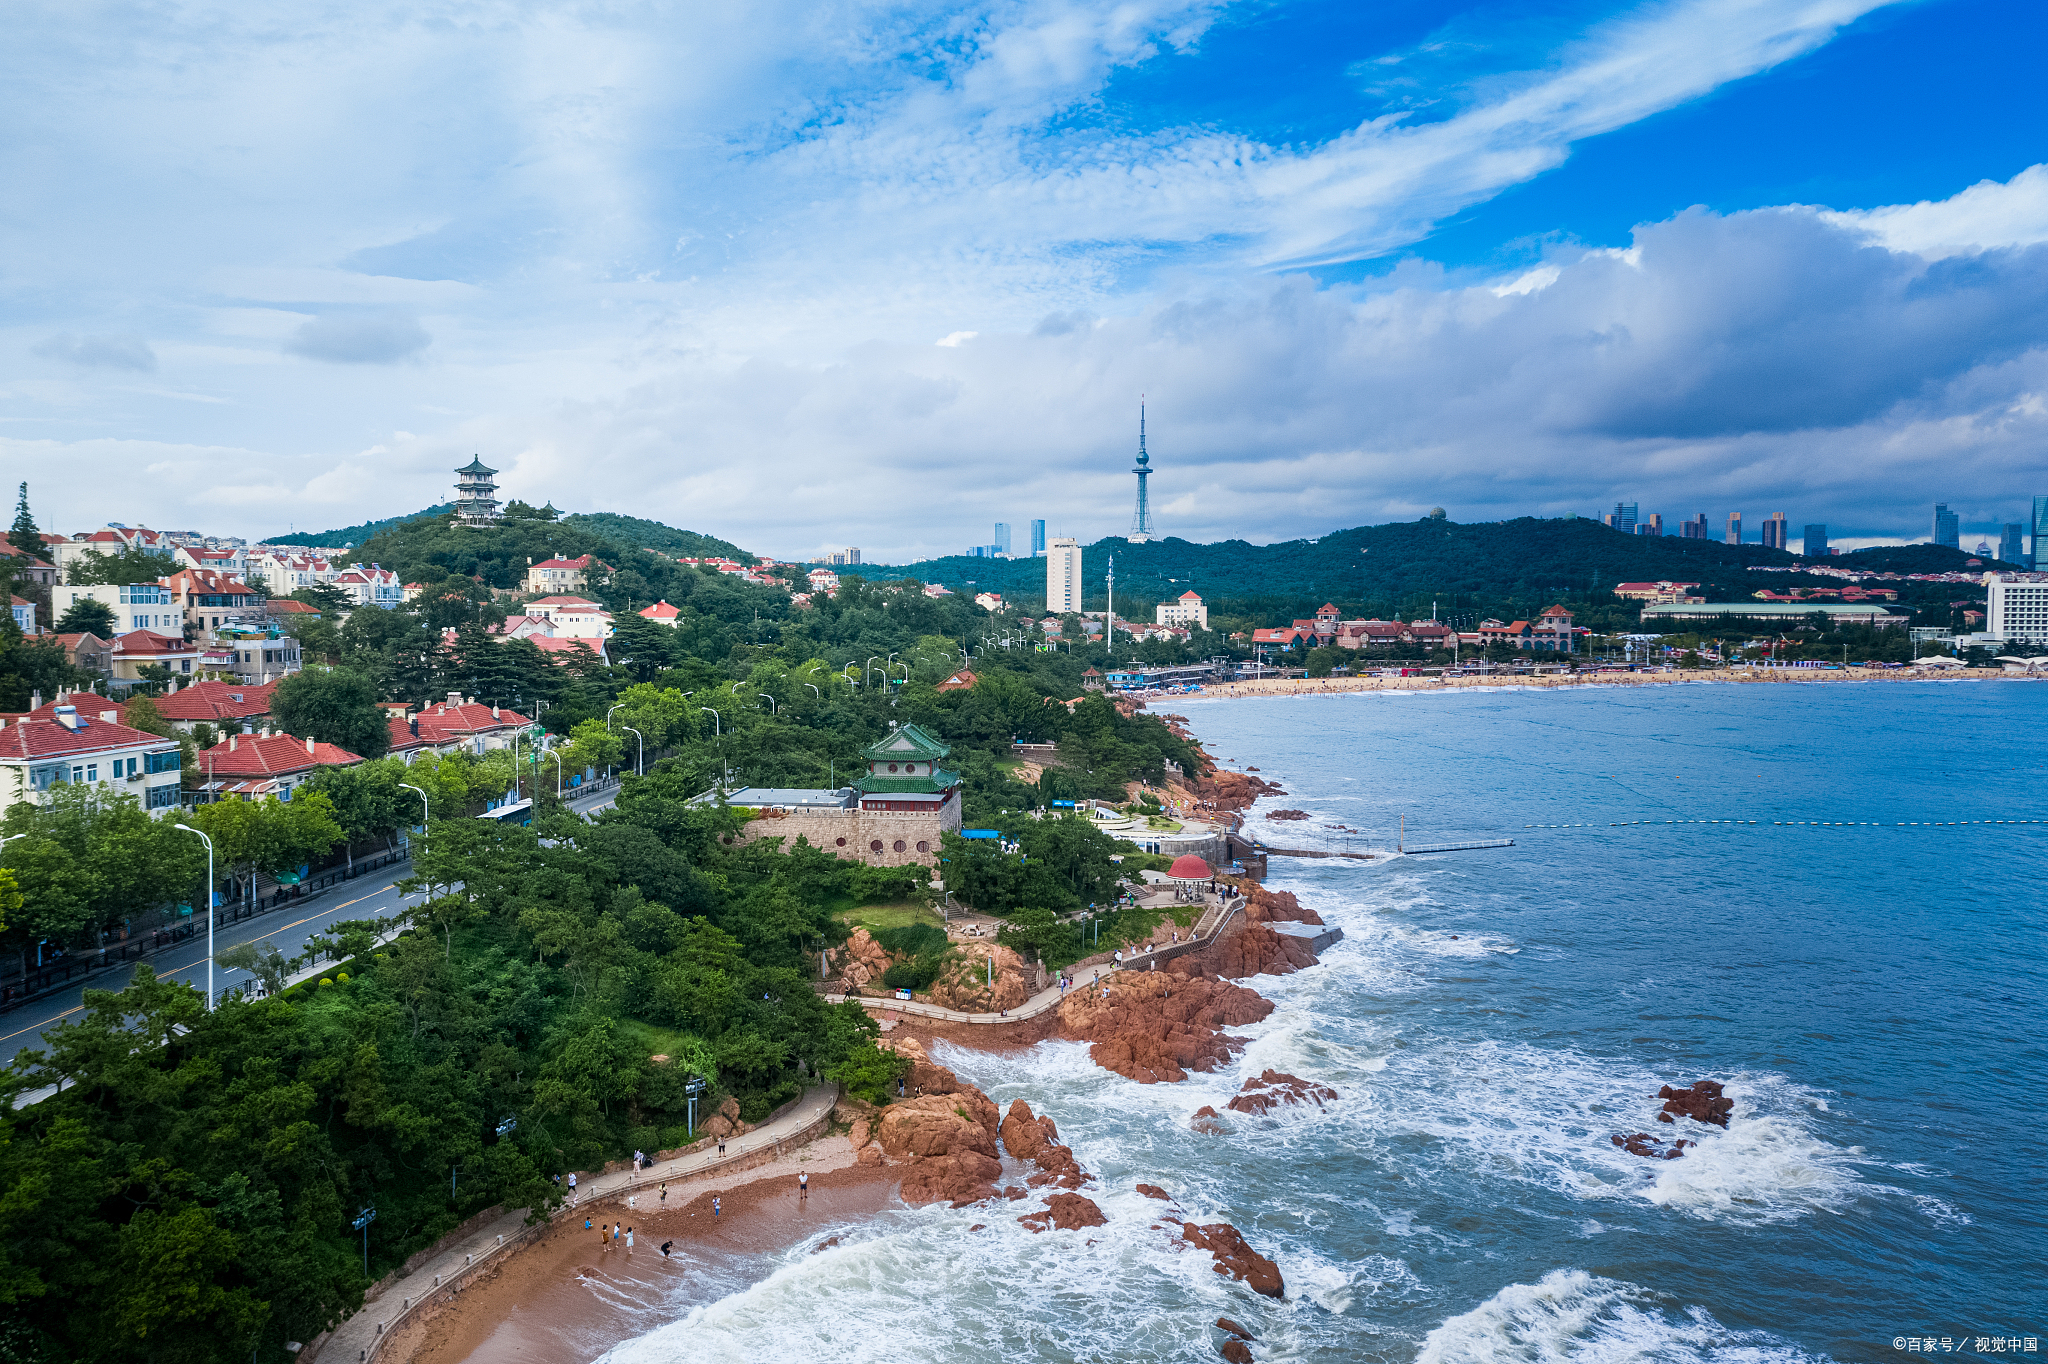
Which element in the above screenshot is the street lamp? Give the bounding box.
[606,703,624,732]
[398,782,430,828]
[172,823,216,1010]
[700,706,720,737]
[804,683,820,700]
[544,746,563,797]
[621,725,644,777]
[758,693,778,714]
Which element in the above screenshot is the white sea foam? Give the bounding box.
[1417,1269,1823,1364]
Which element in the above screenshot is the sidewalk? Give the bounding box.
[319,1081,841,1364]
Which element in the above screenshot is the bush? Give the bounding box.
[738,1091,773,1123]
[628,1125,661,1156]
[826,1039,912,1105]
[875,924,948,957]
[881,956,944,990]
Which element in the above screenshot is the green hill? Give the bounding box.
[560,512,754,563]
[861,517,2004,633]
[263,505,455,547]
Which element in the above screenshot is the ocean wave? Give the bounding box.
[1417,1269,1824,1364]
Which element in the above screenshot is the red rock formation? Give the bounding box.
[928,942,1032,1012]
[1136,1184,1171,1201]
[1197,770,1285,814]
[1220,1342,1254,1364]
[835,927,892,993]
[1184,921,1319,979]
[864,1044,1006,1206]
[1057,972,1273,1083]
[1612,1132,1692,1160]
[1659,1081,1734,1128]
[1190,1106,1230,1135]
[1017,1192,1109,1233]
[700,1093,746,1140]
[1000,1099,1058,1161]
[1243,886,1324,927]
[1216,1318,1254,1340]
[1263,809,1310,821]
[1180,1221,1284,1298]
[1226,1070,1339,1116]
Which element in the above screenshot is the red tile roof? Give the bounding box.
[111,629,194,658]
[152,680,279,722]
[410,700,532,744]
[0,716,176,760]
[195,732,362,777]
[638,600,681,620]
[265,599,320,614]
[532,555,593,571]
[530,636,602,659]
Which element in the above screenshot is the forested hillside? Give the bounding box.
[262,504,455,546]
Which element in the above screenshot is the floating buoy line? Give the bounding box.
[1524,819,2040,828]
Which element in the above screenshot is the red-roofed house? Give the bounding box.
[111,629,202,682]
[638,600,682,625]
[389,693,534,756]
[0,704,185,811]
[51,632,113,675]
[530,635,607,665]
[192,730,362,800]
[10,595,33,634]
[0,544,57,589]
[936,669,978,692]
[331,565,404,608]
[524,554,597,595]
[527,596,612,639]
[1614,581,1704,604]
[161,568,261,635]
[151,679,279,733]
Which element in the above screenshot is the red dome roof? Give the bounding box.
[1167,854,1212,880]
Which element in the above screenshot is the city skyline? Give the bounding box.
[7,1,2048,562]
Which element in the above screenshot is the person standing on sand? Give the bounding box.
[660,1181,668,1204]
[713,1196,721,1220]
[626,1227,634,1252]
[799,1171,808,1200]
[601,1222,611,1251]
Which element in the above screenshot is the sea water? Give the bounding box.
[603,683,2045,1363]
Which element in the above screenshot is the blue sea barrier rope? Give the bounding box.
[1522,820,2041,828]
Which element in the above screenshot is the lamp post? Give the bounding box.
[804,683,820,700]
[700,707,720,737]
[758,693,777,715]
[398,781,429,834]
[544,746,563,797]
[352,1206,377,1280]
[621,725,644,777]
[606,703,624,732]
[172,824,215,1010]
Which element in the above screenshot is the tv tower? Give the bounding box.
[1127,401,1155,543]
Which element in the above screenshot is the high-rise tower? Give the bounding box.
[1127,404,1155,544]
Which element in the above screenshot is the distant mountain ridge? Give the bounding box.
[856,517,2005,623]
[263,505,455,546]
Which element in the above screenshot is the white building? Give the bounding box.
[527,595,614,639]
[0,701,185,812]
[1155,590,1208,630]
[974,592,1005,612]
[523,554,594,595]
[53,582,183,635]
[246,550,336,595]
[1046,537,1081,614]
[1985,573,2048,644]
[331,565,404,608]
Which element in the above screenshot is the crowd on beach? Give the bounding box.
[1196,665,2017,700]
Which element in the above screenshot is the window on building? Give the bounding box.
[836,837,847,846]
[893,839,906,852]
[869,839,883,852]
[916,840,929,853]
[148,784,180,809]
[146,750,180,773]
[85,764,98,782]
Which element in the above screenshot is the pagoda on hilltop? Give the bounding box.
[454,457,501,527]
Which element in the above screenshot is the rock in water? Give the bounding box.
[1057,972,1273,1083]
[1263,809,1311,821]
[1180,1221,1285,1298]
[1220,1341,1254,1363]
[872,1059,1007,1207]
[1190,1106,1230,1135]
[1611,1132,1692,1160]
[1017,1192,1108,1233]
[1226,1070,1339,1116]
[1001,1098,1091,1189]
[1197,922,1320,978]
[1658,1080,1734,1128]
[1215,1318,1255,1340]
[1136,1183,1172,1200]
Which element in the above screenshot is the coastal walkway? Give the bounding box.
[825,893,1247,1026]
[317,1082,841,1364]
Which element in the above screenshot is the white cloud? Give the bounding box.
[1822,164,2048,259]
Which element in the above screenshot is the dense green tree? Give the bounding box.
[8,483,39,559]
[270,667,391,759]
[53,597,117,637]
[64,547,180,586]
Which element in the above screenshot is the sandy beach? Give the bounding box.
[386,1138,899,1364]
[1192,664,2012,699]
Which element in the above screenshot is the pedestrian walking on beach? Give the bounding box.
[601,1222,611,1250]
[614,1222,623,1250]
[799,1171,808,1200]
[713,1196,721,1220]
[626,1227,634,1252]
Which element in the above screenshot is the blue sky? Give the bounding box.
[5,0,2046,560]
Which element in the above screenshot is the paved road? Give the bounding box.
[0,781,621,1070]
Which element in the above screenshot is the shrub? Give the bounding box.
[738,1091,773,1123]
[875,924,947,957]
[881,956,943,991]
[318,978,333,988]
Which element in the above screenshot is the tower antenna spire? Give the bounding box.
[1127,399,1155,543]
